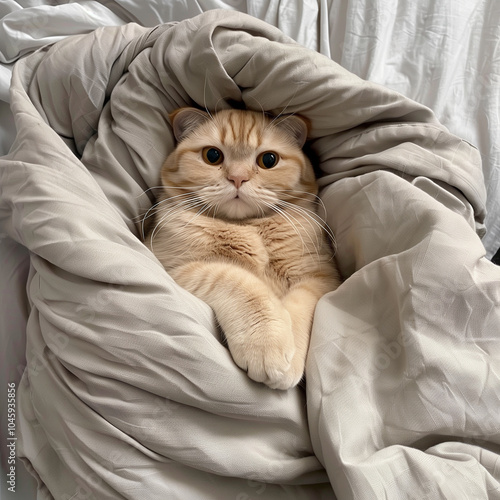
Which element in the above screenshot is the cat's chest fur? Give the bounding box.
[151,209,322,296]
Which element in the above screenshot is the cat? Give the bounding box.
[144,107,341,390]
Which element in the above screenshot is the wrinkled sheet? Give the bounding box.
[1,9,500,500]
[1,1,499,257]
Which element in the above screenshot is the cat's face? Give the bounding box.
[160,108,318,220]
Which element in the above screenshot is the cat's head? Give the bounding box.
[160,107,318,220]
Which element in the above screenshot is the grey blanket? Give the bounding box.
[1,10,499,500]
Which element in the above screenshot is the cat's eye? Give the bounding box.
[257,151,279,169]
[202,147,224,165]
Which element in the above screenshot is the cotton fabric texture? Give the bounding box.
[0,10,499,500]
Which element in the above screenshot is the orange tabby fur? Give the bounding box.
[145,108,341,389]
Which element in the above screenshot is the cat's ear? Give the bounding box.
[169,107,211,142]
[273,114,310,148]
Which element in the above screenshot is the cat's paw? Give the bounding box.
[227,308,301,390]
[266,355,305,390]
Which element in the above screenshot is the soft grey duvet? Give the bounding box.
[1,10,499,500]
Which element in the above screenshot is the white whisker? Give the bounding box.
[137,184,210,234]
[279,202,329,246]
[182,200,215,228]
[260,200,310,258]
[134,186,164,198]
[273,188,328,213]
[245,95,267,121]
[203,72,214,120]
[280,203,324,260]
[278,200,337,255]
[148,195,207,250]
[139,192,199,237]
[265,85,301,132]
[271,189,336,248]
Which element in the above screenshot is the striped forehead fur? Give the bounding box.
[212,110,264,156]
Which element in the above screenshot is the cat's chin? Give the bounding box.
[216,198,269,221]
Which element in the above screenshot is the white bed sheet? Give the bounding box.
[0,1,498,499]
[1,0,498,255]
[334,0,500,259]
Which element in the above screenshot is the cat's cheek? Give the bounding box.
[264,164,301,188]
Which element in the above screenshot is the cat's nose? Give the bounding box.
[227,173,249,189]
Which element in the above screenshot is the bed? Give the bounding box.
[1,2,499,499]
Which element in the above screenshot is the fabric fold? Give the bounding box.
[1,9,498,500]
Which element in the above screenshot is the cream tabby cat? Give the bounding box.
[145,107,341,390]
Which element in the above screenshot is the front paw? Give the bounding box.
[227,310,302,390]
[267,355,305,390]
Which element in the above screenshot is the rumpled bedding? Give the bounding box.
[0,10,499,500]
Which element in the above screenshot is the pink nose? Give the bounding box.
[227,174,249,189]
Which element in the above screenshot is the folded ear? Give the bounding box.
[169,107,211,142]
[273,114,310,148]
